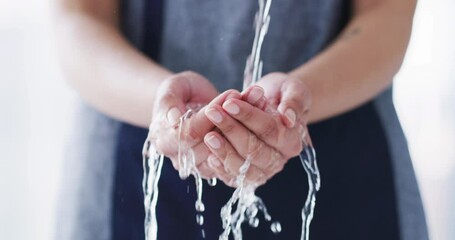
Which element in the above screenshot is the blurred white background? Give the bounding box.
[0,0,454,239]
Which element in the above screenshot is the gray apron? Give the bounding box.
[56,1,429,239]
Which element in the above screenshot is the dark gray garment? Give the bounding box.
[56,104,120,240]
[56,1,428,240]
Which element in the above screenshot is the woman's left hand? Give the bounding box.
[203,73,312,186]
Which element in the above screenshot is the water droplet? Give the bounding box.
[195,201,205,212]
[271,221,282,234]
[208,178,217,187]
[246,205,258,218]
[249,218,259,228]
[196,214,204,225]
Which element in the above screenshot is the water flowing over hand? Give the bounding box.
[150,71,219,179]
[204,72,312,186]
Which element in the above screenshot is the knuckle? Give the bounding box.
[240,106,254,122]
[283,98,303,112]
[224,151,239,174]
[193,147,209,165]
[211,144,227,160]
[246,135,262,157]
[220,121,236,135]
[227,178,238,188]
[197,163,213,179]
[276,159,286,172]
[219,172,233,184]
[161,75,181,89]
[257,171,267,184]
[155,139,176,158]
[186,125,204,143]
[267,72,288,80]
[154,139,166,154]
[180,70,199,78]
[265,156,285,176]
[258,119,278,140]
[286,140,303,158]
[265,150,283,172]
[225,89,241,99]
[180,71,206,84]
[248,168,267,184]
[158,91,177,106]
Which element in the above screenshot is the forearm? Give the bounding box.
[290,0,416,123]
[55,3,172,128]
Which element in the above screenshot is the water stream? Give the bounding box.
[142,1,321,239]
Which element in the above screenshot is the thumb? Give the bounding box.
[277,78,311,128]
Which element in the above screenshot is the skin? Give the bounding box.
[55,0,417,186]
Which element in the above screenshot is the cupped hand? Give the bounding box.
[203,72,312,186]
[150,71,230,179]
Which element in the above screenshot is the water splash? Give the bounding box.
[271,221,282,234]
[177,108,207,224]
[219,0,321,239]
[218,1,277,239]
[208,178,218,187]
[142,0,321,239]
[218,156,274,240]
[142,107,206,240]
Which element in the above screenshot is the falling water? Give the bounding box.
[142,137,163,240]
[142,0,321,239]
[299,143,321,240]
[142,106,209,240]
[219,1,320,239]
[218,1,275,239]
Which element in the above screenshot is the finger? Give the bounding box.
[276,77,311,128]
[206,155,236,187]
[205,103,287,167]
[197,161,217,179]
[205,104,261,158]
[204,132,266,184]
[255,72,288,110]
[190,141,212,166]
[211,89,242,105]
[183,90,242,144]
[178,106,211,145]
[155,128,179,158]
[204,131,244,175]
[156,132,211,171]
[221,98,303,158]
[241,86,267,110]
[154,72,198,126]
[219,98,282,148]
[207,95,291,172]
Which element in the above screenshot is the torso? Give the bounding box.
[113,1,404,239]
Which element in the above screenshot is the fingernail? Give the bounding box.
[206,135,221,149]
[223,101,240,115]
[167,107,182,124]
[206,109,223,123]
[208,155,221,168]
[285,109,296,127]
[247,87,264,103]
